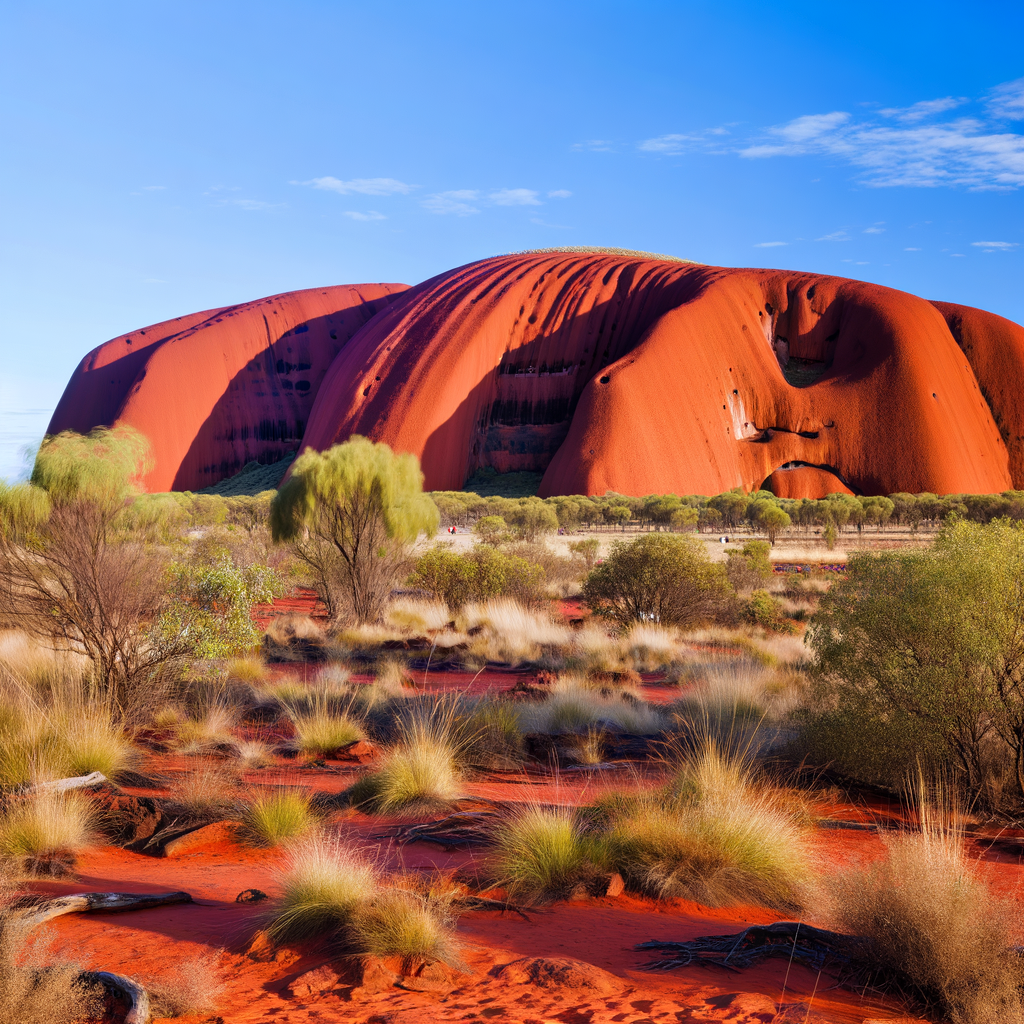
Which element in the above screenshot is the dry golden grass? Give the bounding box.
[350,706,464,812]
[224,655,270,685]
[267,835,379,943]
[174,702,238,753]
[387,597,451,634]
[493,805,596,902]
[598,740,811,909]
[352,888,463,967]
[265,614,324,643]
[463,599,571,663]
[0,792,96,871]
[829,793,1024,1024]
[516,677,665,736]
[148,950,225,1017]
[170,763,240,813]
[0,900,96,1024]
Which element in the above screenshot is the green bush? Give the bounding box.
[806,518,1024,803]
[582,534,731,626]
[412,544,545,610]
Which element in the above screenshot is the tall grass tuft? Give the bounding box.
[352,888,462,967]
[598,740,810,909]
[350,704,463,812]
[267,835,379,943]
[239,789,315,846]
[829,787,1024,1024]
[493,805,596,902]
[0,792,96,868]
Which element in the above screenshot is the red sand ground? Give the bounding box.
[49,252,1024,499]
[32,755,1024,1024]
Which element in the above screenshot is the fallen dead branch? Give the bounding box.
[10,890,193,931]
[637,921,851,973]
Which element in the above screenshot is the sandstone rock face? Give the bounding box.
[50,253,1024,498]
[49,283,407,492]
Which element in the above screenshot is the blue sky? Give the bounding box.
[2,0,1023,481]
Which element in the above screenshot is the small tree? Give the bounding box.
[0,427,189,718]
[582,533,731,627]
[270,438,438,624]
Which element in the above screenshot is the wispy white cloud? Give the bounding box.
[638,127,732,155]
[571,139,615,152]
[905,247,922,251]
[863,223,886,233]
[547,189,572,198]
[879,97,965,122]
[489,188,541,206]
[142,185,166,191]
[817,230,851,241]
[971,240,1018,250]
[422,190,480,216]
[754,241,787,247]
[297,176,415,196]
[739,92,1024,189]
[343,210,386,221]
[988,78,1024,120]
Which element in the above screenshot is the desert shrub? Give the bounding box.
[271,437,439,624]
[597,741,809,909]
[173,703,237,753]
[413,545,546,611]
[806,518,1024,804]
[156,556,281,659]
[472,515,508,545]
[267,835,379,943]
[568,537,600,569]
[239,789,315,846]
[0,792,95,870]
[350,707,463,811]
[726,540,773,594]
[829,796,1024,1023]
[493,806,597,901]
[743,590,795,632]
[583,534,732,627]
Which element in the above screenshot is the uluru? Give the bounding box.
[48,249,1024,498]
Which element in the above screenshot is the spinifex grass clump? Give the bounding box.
[239,789,315,846]
[830,791,1024,1024]
[0,792,96,873]
[493,805,598,902]
[349,704,463,812]
[267,837,462,964]
[287,695,364,758]
[267,835,379,944]
[598,740,810,909]
[352,888,462,967]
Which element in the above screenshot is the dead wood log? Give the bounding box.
[23,771,109,794]
[82,970,152,1024]
[10,890,193,931]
